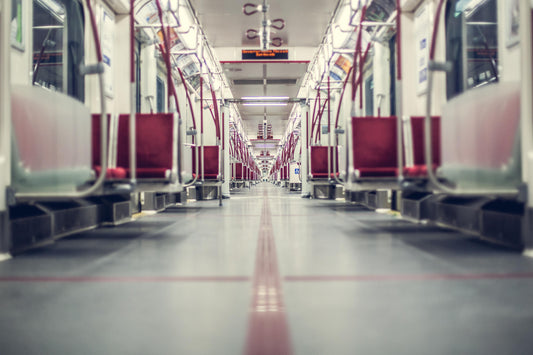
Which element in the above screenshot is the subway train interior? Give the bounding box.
[1,0,533,353]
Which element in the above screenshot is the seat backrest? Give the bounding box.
[192,146,219,177]
[310,146,339,175]
[91,114,111,168]
[235,162,243,179]
[351,116,397,169]
[410,116,441,167]
[117,113,174,170]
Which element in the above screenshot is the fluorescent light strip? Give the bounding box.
[242,103,288,106]
[241,96,290,100]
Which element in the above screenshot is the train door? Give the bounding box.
[520,0,533,245]
[0,0,12,253]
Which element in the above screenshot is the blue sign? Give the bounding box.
[295,168,300,174]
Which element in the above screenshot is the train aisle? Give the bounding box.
[1,183,533,354]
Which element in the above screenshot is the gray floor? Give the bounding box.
[1,183,533,354]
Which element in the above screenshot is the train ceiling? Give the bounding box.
[190,0,338,151]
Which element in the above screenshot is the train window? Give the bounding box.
[156,77,165,113]
[445,0,498,99]
[135,44,141,112]
[365,75,374,116]
[389,35,396,116]
[32,0,84,101]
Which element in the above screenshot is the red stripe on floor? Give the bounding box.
[0,276,250,283]
[245,191,292,355]
[284,273,533,282]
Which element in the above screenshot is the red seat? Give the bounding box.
[233,163,243,180]
[192,146,220,180]
[404,116,441,178]
[115,113,174,179]
[310,146,339,179]
[92,114,127,179]
[352,116,398,179]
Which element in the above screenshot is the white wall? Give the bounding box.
[397,0,447,117]
[113,14,131,114]
[373,42,392,116]
[85,1,106,113]
[85,1,131,115]
[497,0,521,83]
[140,44,156,113]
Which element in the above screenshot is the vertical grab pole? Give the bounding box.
[395,0,404,180]
[301,102,311,197]
[129,0,136,182]
[222,102,231,198]
[327,75,332,182]
[308,98,313,183]
[351,5,365,116]
[200,69,205,182]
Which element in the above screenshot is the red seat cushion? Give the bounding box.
[404,164,439,177]
[312,172,340,178]
[126,168,169,179]
[356,167,398,178]
[403,166,420,177]
[94,166,127,179]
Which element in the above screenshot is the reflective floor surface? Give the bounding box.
[1,183,533,354]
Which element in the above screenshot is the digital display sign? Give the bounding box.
[242,49,289,60]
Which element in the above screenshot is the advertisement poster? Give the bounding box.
[415,2,430,96]
[10,0,24,50]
